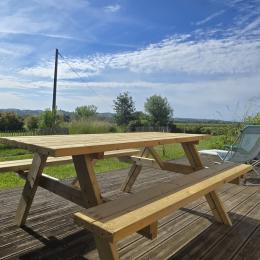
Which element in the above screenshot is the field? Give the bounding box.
[0,135,224,189]
[175,122,233,135]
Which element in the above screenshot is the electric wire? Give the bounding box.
[58,51,113,108]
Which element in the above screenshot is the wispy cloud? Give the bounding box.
[196,10,225,26]
[104,4,121,13]
[19,33,260,79]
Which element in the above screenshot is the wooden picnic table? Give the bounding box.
[0,132,209,227]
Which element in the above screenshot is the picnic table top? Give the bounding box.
[0,132,209,157]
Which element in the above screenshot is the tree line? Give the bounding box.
[113,93,174,130]
[0,93,173,132]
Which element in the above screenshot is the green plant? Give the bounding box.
[0,112,24,131]
[24,116,39,130]
[75,105,97,119]
[38,109,55,129]
[64,119,120,134]
[244,112,260,125]
[127,111,150,131]
[113,92,135,126]
[144,95,173,126]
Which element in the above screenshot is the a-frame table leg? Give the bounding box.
[205,191,232,226]
[73,154,103,207]
[121,148,150,192]
[15,153,47,226]
[121,147,161,239]
[181,142,204,170]
[181,142,232,226]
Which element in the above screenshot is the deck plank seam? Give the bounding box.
[129,187,259,260]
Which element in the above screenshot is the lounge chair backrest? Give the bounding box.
[227,125,260,163]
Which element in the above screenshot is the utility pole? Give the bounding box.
[52,48,58,124]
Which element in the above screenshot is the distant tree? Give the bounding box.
[38,109,56,129]
[0,112,23,131]
[25,116,39,130]
[128,111,150,131]
[113,92,135,126]
[132,111,149,121]
[144,95,173,126]
[61,111,72,122]
[75,105,97,119]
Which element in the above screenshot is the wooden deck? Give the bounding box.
[0,167,259,260]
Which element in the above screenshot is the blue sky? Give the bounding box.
[0,0,260,120]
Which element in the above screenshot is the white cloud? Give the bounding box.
[0,92,51,109]
[0,0,93,42]
[18,34,260,79]
[104,4,121,13]
[0,42,33,57]
[196,10,225,26]
[240,16,260,35]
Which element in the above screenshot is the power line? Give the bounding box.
[58,51,112,109]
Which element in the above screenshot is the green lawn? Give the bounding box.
[0,135,224,189]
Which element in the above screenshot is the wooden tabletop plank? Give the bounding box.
[0,132,209,157]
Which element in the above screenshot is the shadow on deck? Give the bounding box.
[0,167,259,260]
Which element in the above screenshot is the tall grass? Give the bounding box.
[64,119,121,134]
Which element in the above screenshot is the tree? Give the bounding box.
[113,92,135,126]
[25,116,39,130]
[75,105,97,119]
[144,95,173,126]
[0,112,23,131]
[128,111,150,131]
[38,109,56,129]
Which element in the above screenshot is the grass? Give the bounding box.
[0,144,31,161]
[63,119,120,134]
[0,135,224,189]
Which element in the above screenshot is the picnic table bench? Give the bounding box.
[0,132,252,260]
[0,149,140,173]
[75,162,251,260]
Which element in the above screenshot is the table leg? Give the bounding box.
[205,191,232,226]
[94,235,119,260]
[138,221,158,240]
[181,142,232,226]
[73,155,103,207]
[15,153,47,226]
[181,142,204,170]
[146,147,165,169]
[121,148,150,192]
[121,147,161,239]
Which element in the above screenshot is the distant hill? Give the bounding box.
[0,109,42,116]
[96,112,114,119]
[0,109,113,117]
[0,109,231,123]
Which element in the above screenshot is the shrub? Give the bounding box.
[75,105,97,119]
[0,112,24,131]
[64,119,120,134]
[24,116,39,130]
[244,112,260,125]
[38,109,55,129]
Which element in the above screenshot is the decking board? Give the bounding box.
[118,186,257,260]
[0,167,259,260]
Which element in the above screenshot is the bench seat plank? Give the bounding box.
[0,149,140,173]
[74,162,251,242]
